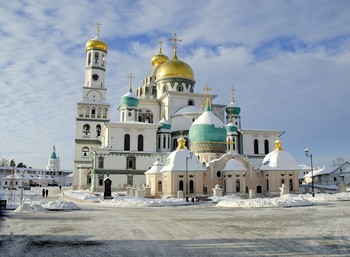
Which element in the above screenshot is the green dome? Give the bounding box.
[120,91,139,107]
[225,102,241,115]
[50,146,58,159]
[158,118,171,130]
[50,152,58,159]
[226,122,237,133]
[189,109,227,143]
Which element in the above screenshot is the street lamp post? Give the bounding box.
[185,153,193,198]
[20,170,24,204]
[304,148,315,197]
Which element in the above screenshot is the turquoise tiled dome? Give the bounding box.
[120,91,139,107]
[189,106,226,143]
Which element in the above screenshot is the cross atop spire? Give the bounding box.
[127,73,135,92]
[169,33,182,60]
[158,40,163,53]
[96,21,101,37]
[230,86,235,102]
[203,84,212,95]
[169,33,182,50]
[203,84,212,111]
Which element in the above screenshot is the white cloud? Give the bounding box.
[0,0,349,169]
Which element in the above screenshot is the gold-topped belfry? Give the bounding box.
[86,21,108,52]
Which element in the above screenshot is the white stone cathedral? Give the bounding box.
[73,29,300,197]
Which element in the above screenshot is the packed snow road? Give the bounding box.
[1,201,350,257]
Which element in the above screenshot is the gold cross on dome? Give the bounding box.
[96,21,101,37]
[230,86,235,102]
[127,73,134,85]
[169,33,182,50]
[203,84,212,95]
[158,40,163,53]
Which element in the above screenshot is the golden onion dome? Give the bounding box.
[86,36,108,53]
[156,50,194,80]
[151,51,169,67]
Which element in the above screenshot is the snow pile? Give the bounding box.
[14,200,80,213]
[99,196,189,208]
[64,190,101,202]
[211,194,241,203]
[217,194,312,208]
[42,200,80,210]
[14,202,48,213]
[292,192,350,202]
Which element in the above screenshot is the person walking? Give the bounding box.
[45,189,48,197]
[42,188,45,197]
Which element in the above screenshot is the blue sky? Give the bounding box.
[0,0,349,170]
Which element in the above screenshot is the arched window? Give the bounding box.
[94,52,99,64]
[179,180,184,191]
[83,124,90,138]
[102,54,105,67]
[185,137,189,149]
[217,171,222,178]
[82,147,89,158]
[91,109,96,117]
[98,175,103,186]
[173,139,178,150]
[189,180,194,193]
[126,154,136,169]
[254,139,259,154]
[88,52,91,65]
[236,179,240,192]
[98,156,104,168]
[96,125,101,137]
[190,86,194,93]
[266,179,269,191]
[163,135,166,148]
[158,181,162,192]
[177,85,183,92]
[124,134,130,151]
[256,185,262,194]
[264,140,269,154]
[188,99,195,106]
[289,179,293,191]
[281,179,285,186]
[138,134,144,151]
[158,135,161,150]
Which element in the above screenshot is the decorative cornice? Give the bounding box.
[94,169,146,175]
[75,139,102,145]
[85,66,106,72]
[74,160,93,165]
[76,118,110,122]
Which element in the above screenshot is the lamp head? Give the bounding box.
[304,148,309,156]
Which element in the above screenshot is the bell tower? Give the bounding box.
[73,22,111,190]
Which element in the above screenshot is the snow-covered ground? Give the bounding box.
[1,193,350,257]
[4,187,350,213]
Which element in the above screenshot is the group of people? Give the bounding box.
[42,189,49,197]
